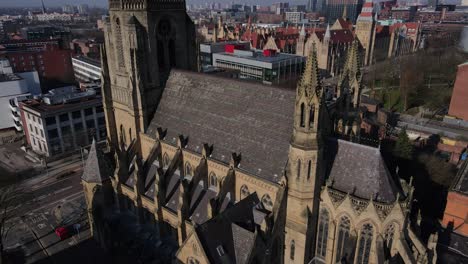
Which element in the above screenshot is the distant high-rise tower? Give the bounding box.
[355,0,375,65]
[325,0,364,23]
[41,0,46,14]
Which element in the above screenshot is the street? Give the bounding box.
[3,157,90,264]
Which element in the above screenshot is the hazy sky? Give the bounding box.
[3,0,308,8]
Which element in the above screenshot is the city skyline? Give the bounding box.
[3,0,310,8]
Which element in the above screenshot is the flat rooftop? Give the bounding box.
[21,95,102,114]
[0,73,22,82]
[216,50,304,63]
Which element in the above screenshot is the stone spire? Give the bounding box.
[324,24,331,40]
[300,24,306,37]
[82,139,112,184]
[344,40,361,78]
[342,5,347,19]
[299,43,322,100]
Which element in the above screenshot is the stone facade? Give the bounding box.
[82,1,437,263]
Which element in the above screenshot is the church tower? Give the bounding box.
[284,44,326,264]
[101,0,197,150]
[355,0,375,65]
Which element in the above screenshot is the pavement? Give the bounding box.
[2,155,93,264]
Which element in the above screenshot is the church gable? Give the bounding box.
[176,231,210,264]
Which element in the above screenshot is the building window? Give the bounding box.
[38,118,41,125]
[163,153,170,169]
[84,108,93,116]
[185,162,192,178]
[72,110,81,119]
[35,127,38,134]
[29,124,33,133]
[290,240,295,260]
[307,160,312,180]
[114,18,125,67]
[98,117,105,126]
[96,106,104,113]
[45,116,55,125]
[86,119,95,129]
[48,129,58,138]
[261,194,273,211]
[384,224,395,253]
[297,159,301,179]
[59,113,69,122]
[336,216,351,263]
[209,172,217,188]
[316,209,329,258]
[357,224,374,264]
[300,103,305,127]
[240,185,250,199]
[309,106,315,127]
[40,130,44,138]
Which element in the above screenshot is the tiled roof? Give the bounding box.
[196,193,263,264]
[147,70,295,182]
[325,139,403,203]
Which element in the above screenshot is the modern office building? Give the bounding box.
[212,46,306,85]
[0,58,40,132]
[199,41,251,67]
[285,11,305,23]
[326,0,364,23]
[72,56,101,82]
[19,86,106,156]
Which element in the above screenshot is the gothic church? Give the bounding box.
[82,1,437,263]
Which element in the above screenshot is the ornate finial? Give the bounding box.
[409,176,413,186]
[342,5,348,19]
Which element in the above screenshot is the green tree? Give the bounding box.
[394,128,413,160]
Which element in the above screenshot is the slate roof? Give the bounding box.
[81,139,113,183]
[196,193,263,264]
[147,70,295,182]
[325,139,403,203]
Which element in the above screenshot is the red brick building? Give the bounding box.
[448,62,468,121]
[0,39,74,89]
[442,160,468,236]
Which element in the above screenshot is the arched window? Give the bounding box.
[316,209,329,258]
[300,103,305,127]
[357,224,374,264]
[290,240,295,260]
[384,224,395,253]
[335,216,351,263]
[120,124,126,145]
[261,194,273,211]
[297,159,301,179]
[309,105,315,128]
[240,185,250,199]
[163,153,170,169]
[114,18,124,67]
[209,172,217,188]
[187,257,199,264]
[129,128,132,142]
[185,162,192,178]
[307,160,312,180]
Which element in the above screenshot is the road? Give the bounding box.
[3,157,89,264]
